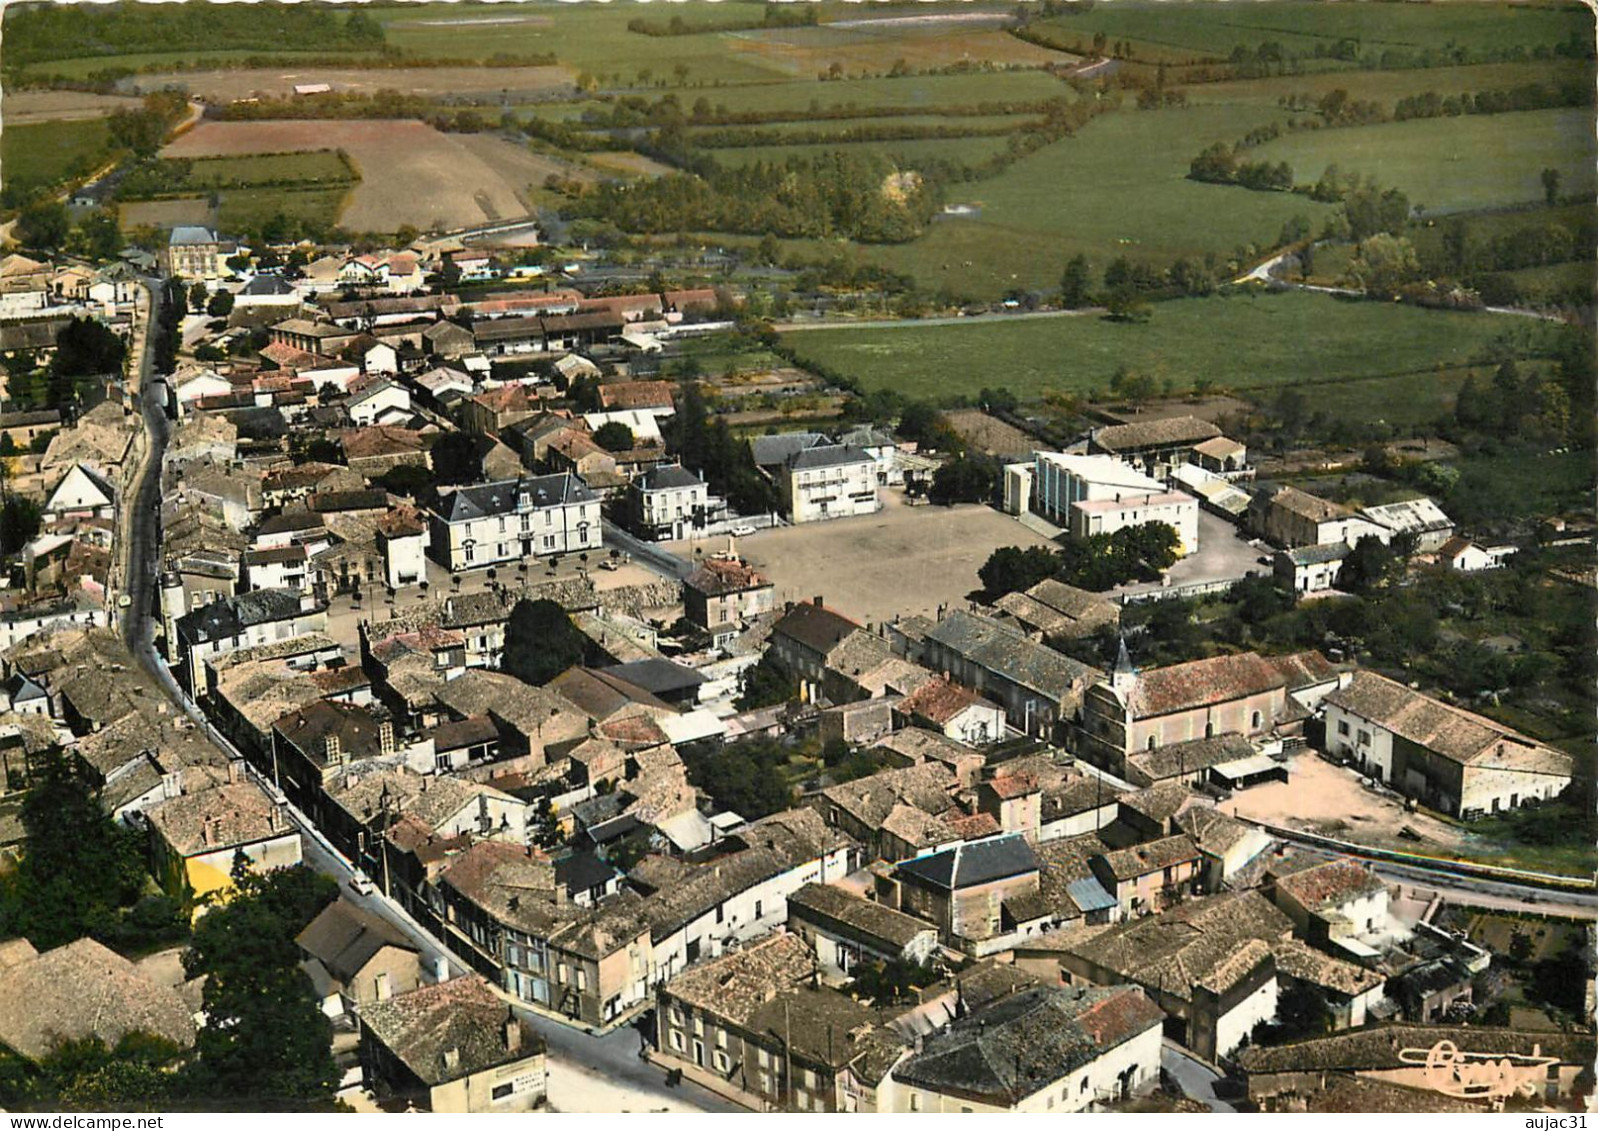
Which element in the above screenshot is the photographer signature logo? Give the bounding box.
[1398,1039,1558,1099]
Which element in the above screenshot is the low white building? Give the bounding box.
[1438,536,1515,573]
[347,378,411,427]
[1273,543,1348,595]
[1361,497,1454,552]
[428,473,601,572]
[1320,670,1570,818]
[781,444,879,525]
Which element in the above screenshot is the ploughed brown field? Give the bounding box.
[162,119,560,231]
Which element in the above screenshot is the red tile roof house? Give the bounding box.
[896,677,1006,746]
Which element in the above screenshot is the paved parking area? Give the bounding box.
[668,492,1054,627]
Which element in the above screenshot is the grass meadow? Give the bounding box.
[780,290,1548,403]
[0,118,110,193]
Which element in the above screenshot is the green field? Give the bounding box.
[669,70,1069,116]
[122,150,354,198]
[216,187,348,234]
[805,101,1336,300]
[710,134,1017,169]
[689,113,1031,140]
[0,118,110,194]
[1253,108,1595,214]
[781,290,1550,402]
[1026,1,1590,65]
[1188,59,1594,109]
[15,48,384,82]
[380,2,794,86]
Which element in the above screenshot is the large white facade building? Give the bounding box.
[781,444,879,525]
[428,473,601,572]
[1033,453,1199,554]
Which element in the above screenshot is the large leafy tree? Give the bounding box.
[502,598,590,686]
[683,738,793,820]
[181,862,338,1110]
[978,545,1059,599]
[0,748,147,949]
[429,430,483,486]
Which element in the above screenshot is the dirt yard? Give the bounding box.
[667,491,1054,626]
[2,90,140,123]
[1228,748,1463,853]
[162,120,543,231]
[451,132,596,212]
[130,65,572,102]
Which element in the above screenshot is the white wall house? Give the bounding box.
[630,464,710,541]
[348,379,412,427]
[42,463,116,524]
[781,445,879,525]
[428,474,601,572]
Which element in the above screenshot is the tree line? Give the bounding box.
[564,150,939,245]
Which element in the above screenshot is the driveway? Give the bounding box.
[1161,1040,1235,1112]
[1115,508,1262,600]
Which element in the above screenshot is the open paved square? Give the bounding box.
[667,492,1055,627]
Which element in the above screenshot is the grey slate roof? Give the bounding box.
[175,587,307,645]
[600,658,705,696]
[892,984,1164,1105]
[750,431,826,468]
[241,274,296,296]
[1285,542,1350,566]
[437,472,595,523]
[786,443,873,471]
[637,464,702,491]
[925,610,1101,703]
[896,833,1039,892]
[169,226,218,246]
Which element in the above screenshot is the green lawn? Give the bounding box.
[781,290,1551,402]
[1252,108,1596,214]
[0,118,110,194]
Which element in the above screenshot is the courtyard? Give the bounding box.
[1228,747,1463,854]
[667,491,1056,627]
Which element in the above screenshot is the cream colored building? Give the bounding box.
[358,975,547,1113]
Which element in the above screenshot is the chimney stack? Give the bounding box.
[504,1016,522,1054]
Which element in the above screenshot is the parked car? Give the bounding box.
[348,873,376,896]
[731,524,756,537]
